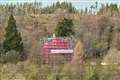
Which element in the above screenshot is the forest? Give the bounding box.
[0,1,120,80]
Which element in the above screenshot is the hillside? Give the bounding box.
[0,1,120,80]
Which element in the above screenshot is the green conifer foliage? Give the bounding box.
[3,14,23,53]
[55,18,74,37]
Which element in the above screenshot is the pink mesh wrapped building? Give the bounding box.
[42,37,73,64]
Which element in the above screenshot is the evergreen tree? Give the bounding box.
[85,7,88,14]
[3,14,23,53]
[68,2,74,13]
[56,1,60,8]
[55,18,74,37]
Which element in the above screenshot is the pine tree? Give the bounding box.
[3,14,23,53]
[55,18,74,37]
[56,1,60,8]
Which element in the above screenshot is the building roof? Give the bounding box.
[43,38,72,49]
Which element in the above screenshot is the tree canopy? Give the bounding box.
[3,14,23,53]
[55,18,74,37]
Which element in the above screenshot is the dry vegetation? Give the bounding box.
[0,1,120,80]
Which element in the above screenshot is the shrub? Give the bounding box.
[0,50,21,63]
[0,61,40,80]
[99,48,120,80]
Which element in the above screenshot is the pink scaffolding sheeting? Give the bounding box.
[42,37,73,64]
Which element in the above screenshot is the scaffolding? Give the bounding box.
[41,37,74,64]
